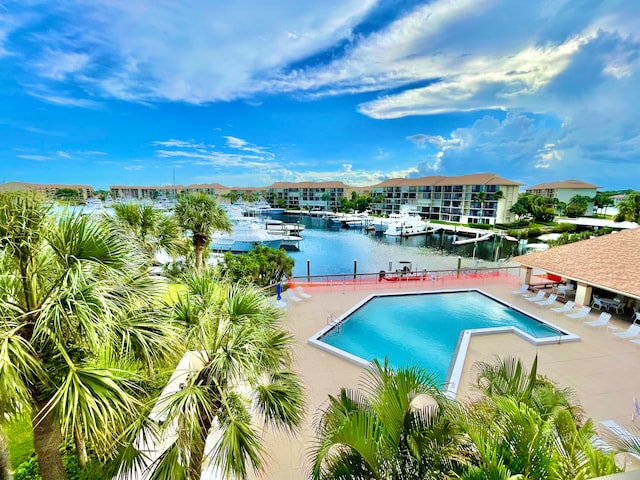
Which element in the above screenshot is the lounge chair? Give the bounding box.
[512,284,529,295]
[613,323,640,339]
[566,306,591,319]
[295,286,312,299]
[285,289,302,302]
[524,290,546,302]
[551,301,575,313]
[584,312,611,327]
[535,294,557,306]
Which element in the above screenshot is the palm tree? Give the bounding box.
[174,192,232,271]
[110,202,182,265]
[0,192,177,480]
[310,358,460,480]
[454,356,619,479]
[616,191,640,223]
[118,270,305,479]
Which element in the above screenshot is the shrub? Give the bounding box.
[14,456,40,480]
[527,227,542,238]
[552,223,577,233]
[469,223,491,230]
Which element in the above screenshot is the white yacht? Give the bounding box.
[384,207,429,237]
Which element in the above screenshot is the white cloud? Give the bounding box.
[33,50,90,80]
[21,0,378,103]
[17,154,51,161]
[409,112,560,178]
[124,165,144,171]
[25,88,101,108]
[152,139,204,148]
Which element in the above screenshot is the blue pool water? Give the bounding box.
[320,291,565,383]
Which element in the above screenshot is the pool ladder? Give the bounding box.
[327,313,343,334]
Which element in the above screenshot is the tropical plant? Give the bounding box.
[110,202,182,265]
[615,191,640,223]
[117,270,305,480]
[310,358,460,480]
[565,195,592,218]
[593,192,615,216]
[219,245,294,287]
[174,192,232,271]
[0,191,177,480]
[454,356,619,479]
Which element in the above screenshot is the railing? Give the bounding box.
[287,266,521,290]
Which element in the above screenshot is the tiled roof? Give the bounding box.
[266,181,351,189]
[371,173,522,188]
[512,228,640,299]
[526,180,599,190]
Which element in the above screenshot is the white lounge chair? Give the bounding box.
[285,289,302,302]
[512,284,529,295]
[295,286,312,299]
[535,294,557,306]
[551,301,575,313]
[614,323,640,339]
[585,312,611,327]
[524,290,546,302]
[566,306,591,319]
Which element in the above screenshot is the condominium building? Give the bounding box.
[263,181,365,211]
[0,181,94,200]
[370,173,522,225]
[110,183,231,200]
[525,180,598,214]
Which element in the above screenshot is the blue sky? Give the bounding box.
[1,0,638,190]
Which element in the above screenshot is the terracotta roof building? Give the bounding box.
[526,179,599,214]
[512,228,640,307]
[370,173,523,224]
[0,181,94,200]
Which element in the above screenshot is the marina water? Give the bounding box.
[280,214,518,277]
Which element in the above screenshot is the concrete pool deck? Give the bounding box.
[249,274,640,479]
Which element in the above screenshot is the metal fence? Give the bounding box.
[286,265,521,291]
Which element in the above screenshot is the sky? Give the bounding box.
[0,0,639,191]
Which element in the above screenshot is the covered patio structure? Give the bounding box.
[512,228,640,314]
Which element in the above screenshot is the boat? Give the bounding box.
[85,197,104,209]
[384,207,429,237]
[342,212,372,228]
[248,196,285,216]
[153,196,176,210]
[210,223,285,253]
[377,261,427,282]
[264,219,305,235]
[371,217,391,233]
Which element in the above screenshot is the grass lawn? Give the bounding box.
[6,415,34,468]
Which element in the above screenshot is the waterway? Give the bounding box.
[279,214,519,277]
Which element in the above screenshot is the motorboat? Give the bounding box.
[84,197,104,209]
[264,219,305,235]
[248,196,285,216]
[371,217,391,233]
[210,222,285,253]
[384,207,429,236]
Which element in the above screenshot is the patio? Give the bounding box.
[248,272,640,479]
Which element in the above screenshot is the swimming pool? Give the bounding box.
[308,289,579,397]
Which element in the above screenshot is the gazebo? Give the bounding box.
[512,228,640,309]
